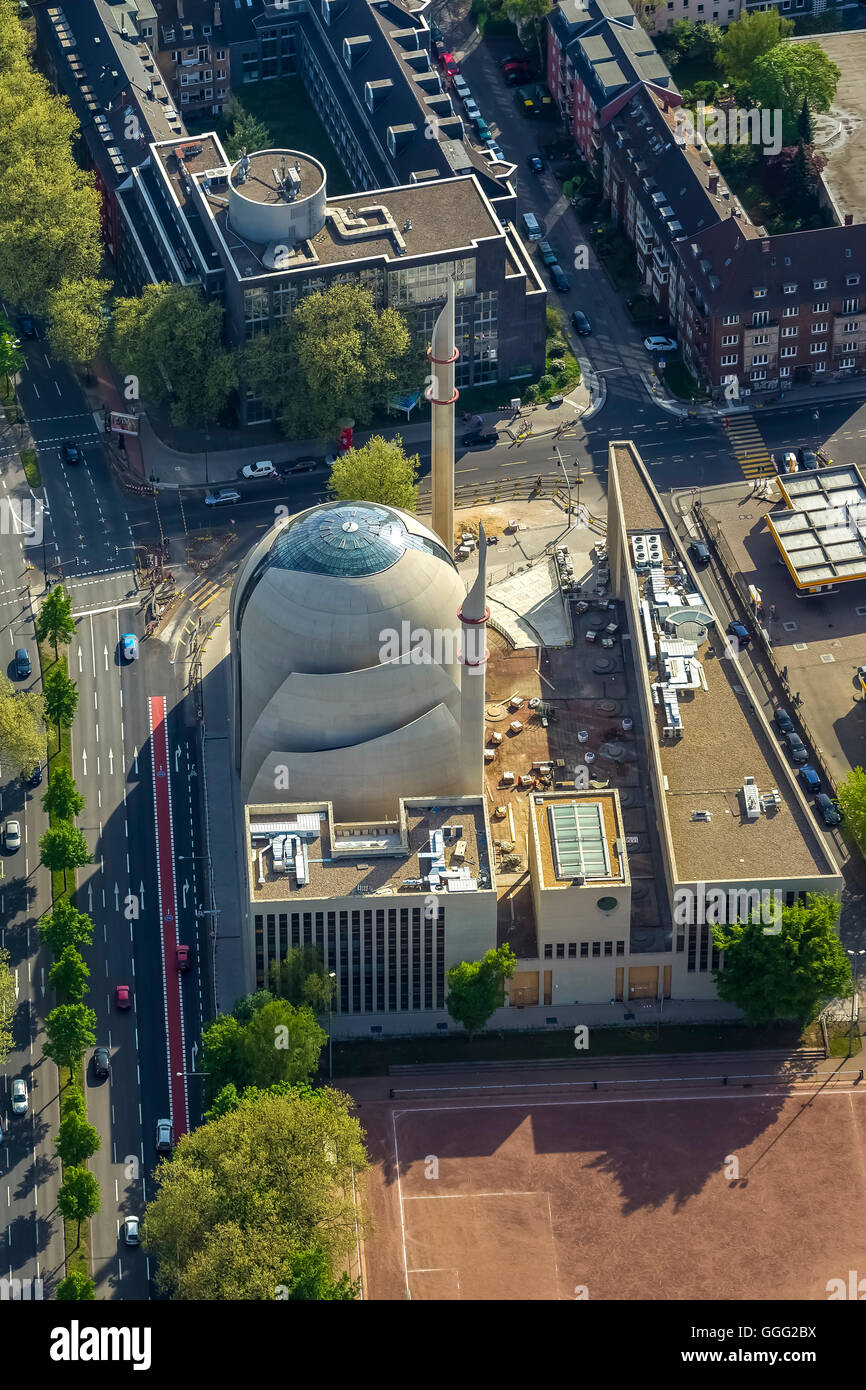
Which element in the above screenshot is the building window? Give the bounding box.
[752,354,769,366]
[783,306,799,318]
[843,298,860,314]
[556,942,565,959]
[603,941,613,956]
[568,942,576,958]
[780,346,797,358]
[843,341,858,352]
[616,940,625,956]
[753,288,767,299]
[750,369,766,380]
[544,943,552,959]
[721,334,738,346]
[752,311,769,326]
[844,321,860,332]
[812,322,828,334]
[580,942,588,958]
[779,366,791,378]
[388,258,475,306]
[721,354,738,366]
[812,278,828,290]
[845,274,860,287]
[840,357,856,369]
[810,342,827,354]
[244,285,269,336]
[592,941,601,957]
[815,361,826,373]
[783,283,797,294]
[781,327,798,338]
[752,334,769,345]
[722,313,739,325]
[813,301,829,313]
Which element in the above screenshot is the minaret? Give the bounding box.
[427,278,459,550]
[456,524,489,796]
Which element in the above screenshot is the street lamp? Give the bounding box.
[554,445,572,530]
[328,971,337,1079]
[847,949,865,1058]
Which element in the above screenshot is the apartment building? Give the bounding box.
[548,0,866,394]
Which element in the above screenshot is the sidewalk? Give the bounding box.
[646,363,866,420]
[123,368,603,492]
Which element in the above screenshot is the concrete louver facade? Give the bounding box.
[231,501,472,820]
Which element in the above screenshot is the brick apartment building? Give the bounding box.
[548,0,866,396]
[34,0,546,420]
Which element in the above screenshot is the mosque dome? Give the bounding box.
[231,500,469,818]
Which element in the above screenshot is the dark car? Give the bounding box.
[25,760,43,787]
[462,431,498,449]
[815,793,842,826]
[430,20,445,44]
[798,765,821,795]
[501,54,530,68]
[526,154,544,174]
[549,263,571,293]
[504,68,529,86]
[93,1046,110,1078]
[773,708,794,734]
[785,731,808,765]
[61,440,82,465]
[726,620,750,647]
[18,314,35,338]
[571,309,592,336]
[536,239,558,266]
[14,648,31,679]
[689,541,710,566]
[797,448,819,469]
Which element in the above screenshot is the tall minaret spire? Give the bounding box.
[456,524,489,795]
[427,278,459,550]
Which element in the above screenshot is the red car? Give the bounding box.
[176,944,191,973]
[437,51,460,75]
[115,984,131,1010]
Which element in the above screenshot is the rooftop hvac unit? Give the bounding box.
[742,777,761,820]
[690,810,712,821]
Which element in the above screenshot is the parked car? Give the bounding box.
[475,118,491,141]
[241,460,276,480]
[799,766,821,794]
[11,1078,28,1116]
[774,450,798,474]
[436,51,459,75]
[462,431,498,449]
[643,335,678,353]
[797,447,819,469]
[204,489,241,506]
[93,1046,110,1077]
[549,263,571,293]
[14,647,31,679]
[120,633,139,662]
[726,620,751,647]
[61,440,82,465]
[785,731,809,765]
[815,793,842,826]
[430,20,445,45]
[463,97,481,121]
[689,540,710,565]
[156,1118,173,1155]
[571,309,592,336]
[773,708,794,734]
[487,142,506,162]
[452,76,470,101]
[18,313,35,338]
[501,53,530,69]
[176,944,192,973]
[115,984,131,1010]
[526,154,544,174]
[536,239,558,266]
[4,820,21,852]
[504,68,531,86]
[25,760,43,787]
[123,1215,141,1247]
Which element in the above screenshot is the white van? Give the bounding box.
[521,211,542,241]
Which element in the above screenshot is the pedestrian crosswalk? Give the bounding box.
[184,575,224,611]
[725,416,775,477]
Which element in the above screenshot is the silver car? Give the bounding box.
[123,1215,141,1246]
[4,819,21,852]
[11,1078,27,1115]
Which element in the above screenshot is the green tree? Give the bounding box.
[43,1003,97,1070]
[750,43,840,129]
[55,1109,101,1167]
[63,1085,86,1118]
[0,311,24,387]
[713,894,851,1025]
[201,1014,246,1092]
[0,673,45,777]
[328,435,420,512]
[446,944,517,1037]
[0,0,30,76]
[45,277,110,366]
[109,283,237,428]
[143,1086,367,1299]
[719,9,795,88]
[39,899,94,956]
[49,945,90,1003]
[506,0,550,65]
[57,1166,101,1246]
[837,766,866,857]
[231,989,274,1025]
[39,823,91,885]
[35,584,75,656]
[0,945,15,1065]
[43,664,78,738]
[269,947,337,1013]
[243,283,423,439]
[797,95,815,144]
[55,1271,96,1300]
[284,1246,359,1300]
[42,766,85,823]
[202,999,326,1092]
[222,96,271,162]
[784,140,815,219]
[0,15,103,316]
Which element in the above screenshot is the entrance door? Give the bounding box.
[628,966,659,998]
